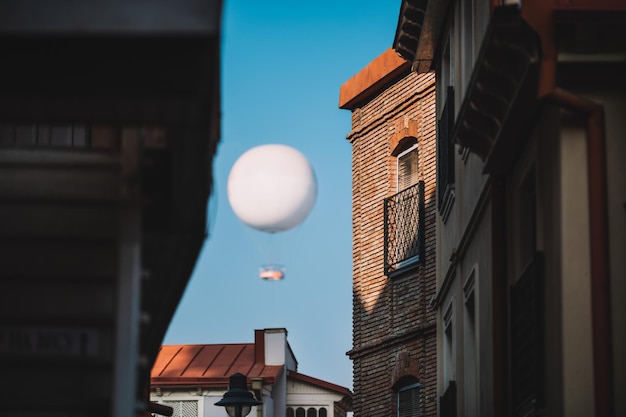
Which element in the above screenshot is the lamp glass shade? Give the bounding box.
[226,405,252,417]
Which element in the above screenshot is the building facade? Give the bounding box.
[150,328,352,417]
[339,49,437,417]
[0,1,222,416]
[393,1,625,416]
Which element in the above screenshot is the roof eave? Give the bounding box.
[393,0,453,73]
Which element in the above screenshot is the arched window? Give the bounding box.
[393,375,422,417]
[319,408,327,417]
[287,408,295,417]
[296,407,306,417]
[307,408,317,417]
[397,382,422,417]
[397,144,419,192]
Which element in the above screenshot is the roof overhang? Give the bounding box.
[393,0,453,73]
[338,48,410,110]
[452,6,541,174]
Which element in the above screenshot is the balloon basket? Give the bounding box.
[259,264,285,281]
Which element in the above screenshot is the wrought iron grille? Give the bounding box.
[384,180,425,275]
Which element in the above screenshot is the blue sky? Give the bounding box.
[163,1,400,390]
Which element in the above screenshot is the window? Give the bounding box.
[0,123,89,148]
[398,145,419,191]
[463,269,478,417]
[162,400,198,417]
[437,86,455,220]
[510,253,545,416]
[383,180,425,275]
[439,381,457,417]
[287,407,327,417]
[398,383,422,417]
[384,143,425,275]
[443,302,455,385]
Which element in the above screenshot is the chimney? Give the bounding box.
[254,329,265,364]
[264,328,287,366]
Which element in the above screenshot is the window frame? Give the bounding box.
[397,144,419,192]
[397,382,423,417]
[437,86,455,221]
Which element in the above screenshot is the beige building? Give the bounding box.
[393,1,625,416]
[150,328,352,417]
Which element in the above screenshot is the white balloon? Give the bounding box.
[227,144,317,233]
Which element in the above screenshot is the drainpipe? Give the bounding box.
[545,87,613,417]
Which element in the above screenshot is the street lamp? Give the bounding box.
[215,373,262,417]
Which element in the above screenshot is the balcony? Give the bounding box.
[384,181,425,275]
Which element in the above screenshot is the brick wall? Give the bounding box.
[344,70,437,417]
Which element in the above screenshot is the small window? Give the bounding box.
[398,145,419,191]
[398,383,422,417]
[296,407,306,417]
[443,303,455,384]
[437,86,455,219]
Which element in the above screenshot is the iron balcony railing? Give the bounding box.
[384,180,425,275]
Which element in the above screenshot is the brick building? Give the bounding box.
[338,49,437,417]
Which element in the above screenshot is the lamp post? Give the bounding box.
[215,373,262,417]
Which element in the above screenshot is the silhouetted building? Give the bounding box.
[0,1,222,416]
[339,48,438,417]
[394,1,625,416]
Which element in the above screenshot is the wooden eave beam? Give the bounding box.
[451,6,541,174]
[393,0,453,73]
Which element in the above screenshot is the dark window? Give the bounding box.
[510,252,545,416]
[296,407,306,417]
[307,408,316,417]
[440,381,457,417]
[0,123,90,148]
[398,383,422,417]
[319,408,327,417]
[437,86,455,217]
[287,408,294,417]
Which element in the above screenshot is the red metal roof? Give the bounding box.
[151,343,283,388]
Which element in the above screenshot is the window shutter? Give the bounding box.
[398,385,422,417]
[163,400,198,417]
[437,86,455,214]
[398,147,419,191]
